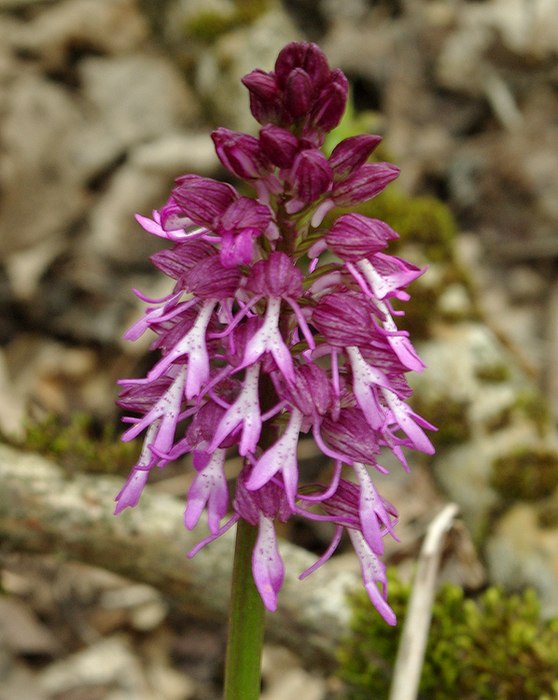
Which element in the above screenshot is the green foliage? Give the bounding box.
[21,413,138,476]
[491,447,558,502]
[338,571,558,699]
[184,0,268,42]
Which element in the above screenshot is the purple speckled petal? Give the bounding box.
[349,529,396,625]
[184,448,228,534]
[252,514,284,611]
[246,409,303,508]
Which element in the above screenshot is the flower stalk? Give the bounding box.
[224,518,266,700]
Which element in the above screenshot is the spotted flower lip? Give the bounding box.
[116,40,435,623]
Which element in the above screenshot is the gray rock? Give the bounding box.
[78,53,199,154]
[486,503,558,618]
[0,72,89,257]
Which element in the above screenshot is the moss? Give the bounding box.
[338,571,558,700]
[484,406,513,434]
[361,188,458,264]
[490,447,558,501]
[411,394,471,448]
[475,362,511,383]
[184,0,268,42]
[513,389,552,436]
[537,499,558,529]
[18,413,138,476]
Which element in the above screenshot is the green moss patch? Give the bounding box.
[338,571,558,699]
[411,394,471,448]
[491,447,558,501]
[17,413,138,476]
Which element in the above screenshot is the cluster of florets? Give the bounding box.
[116,42,434,624]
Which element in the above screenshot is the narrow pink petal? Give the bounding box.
[252,515,284,611]
[349,530,396,625]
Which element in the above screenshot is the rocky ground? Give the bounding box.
[1,0,558,698]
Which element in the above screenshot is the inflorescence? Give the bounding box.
[115,42,435,624]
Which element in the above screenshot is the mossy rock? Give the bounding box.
[411,394,471,448]
[17,413,138,476]
[338,570,558,699]
[491,447,558,502]
[184,0,269,42]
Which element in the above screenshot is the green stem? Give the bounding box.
[224,517,266,700]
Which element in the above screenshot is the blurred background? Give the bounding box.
[1,0,558,698]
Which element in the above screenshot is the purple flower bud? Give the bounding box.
[221,197,271,234]
[185,255,241,299]
[312,291,377,347]
[220,229,256,267]
[150,239,215,279]
[241,69,283,125]
[310,70,348,133]
[326,213,398,261]
[290,149,333,204]
[274,41,330,90]
[186,400,228,449]
[158,198,194,233]
[247,251,303,298]
[259,125,300,169]
[280,364,332,417]
[172,175,238,228]
[321,408,382,464]
[211,128,270,180]
[284,68,313,118]
[329,134,383,178]
[234,470,291,525]
[333,162,400,207]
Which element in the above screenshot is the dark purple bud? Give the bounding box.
[312,291,376,346]
[332,162,400,207]
[186,255,241,299]
[326,213,398,261]
[211,128,270,180]
[259,125,299,169]
[221,196,271,234]
[241,69,283,125]
[310,70,348,133]
[274,42,330,90]
[172,174,238,228]
[290,149,333,204]
[284,68,313,118]
[247,251,303,298]
[150,239,216,279]
[329,134,383,178]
